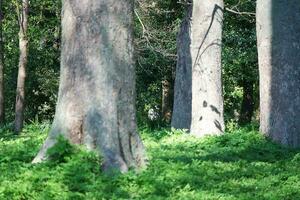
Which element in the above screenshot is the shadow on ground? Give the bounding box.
[0,124,300,199]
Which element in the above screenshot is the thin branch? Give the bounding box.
[134,9,147,37]
[225,7,256,17]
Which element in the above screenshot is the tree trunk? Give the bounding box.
[14,0,29,133]
[33,0,146,172]
[161,79,172,123]
[239,79,254,125]
[172,0,225,136]
[0,0,4,124]
[171,4,192,130]
[257,0,300,147]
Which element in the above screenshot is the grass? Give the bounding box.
[0,123,300,199]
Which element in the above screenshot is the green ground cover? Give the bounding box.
[0,123,300,199]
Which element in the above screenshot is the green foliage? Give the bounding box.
[3,0,259,127]
[1,123,300,199]
[3,0,61,122]
[135,0,184,124]
[46,135,76,163]
[222,0,258,124]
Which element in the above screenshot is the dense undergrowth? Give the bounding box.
[1,123,300,199]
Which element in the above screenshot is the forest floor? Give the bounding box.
[0,123,300,199]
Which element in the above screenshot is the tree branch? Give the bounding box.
[225,7,256,17]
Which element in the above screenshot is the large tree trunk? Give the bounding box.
[171,4,192,130]
[239,79,254,125]
[0,0,4,124]
[172,0,225,136]
[14,0,29,133]
[257,0,300,147]
[33,0,146,172]
[190,0,225,136]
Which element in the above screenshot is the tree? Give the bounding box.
[161,79,173,123]
[33,0,146,172]
[238,77,254,125]
[171,3,192,130]
[0,0,4,124]
[172,0,225,136]
[257,0,300,147]
[14,0,29,133]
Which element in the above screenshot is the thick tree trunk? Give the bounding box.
[190,0,224,136]
[161,79,172,123]
[14,0,29,133]
[172,4,192,130]
[33,0,146,172]
[0,0,4,124]
[239,79,254,125]
[172,0,225,136]
[257,0,300,147]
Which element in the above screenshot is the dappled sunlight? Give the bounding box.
[1,124,300,199]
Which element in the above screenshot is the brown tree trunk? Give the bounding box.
[33,0,146,172]
[239,79,254,125]
[0,0,4,124]
[257,0,300,147]
[172,0,225,136]
[161,79,172,123]
[14,0,29,133]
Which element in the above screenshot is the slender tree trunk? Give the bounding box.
[172,0,225,136]
[0,0,4,124]
[239,79,254,125]
[161,79,172,123]
[33,0,146,172]
[14,0,29,133]
[257,0,300,147]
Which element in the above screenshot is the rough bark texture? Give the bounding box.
[33,0,146,172]
[257,0,300,147]
[172,4,192,130]
[14,0,29,133]
[239,79,254,125]
[0,0,4,124]
[172,0,225,136]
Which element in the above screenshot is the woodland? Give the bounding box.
[0,0,299,199]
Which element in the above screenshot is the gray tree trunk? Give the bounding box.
[33,0,146,172]
[172,0,225,136]
[0,0,4,124]
[257,0,300,147]
[14,0,29,133]
[172,4,192,130]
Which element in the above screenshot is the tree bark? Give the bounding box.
[161,79,172,123]
[239,79,254,125]
[172,0,225,136]
[257,0,300,147]
[14,0,29,133]
[172,4,192,130]
[0,0,4,124]
[33,0,146,172]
